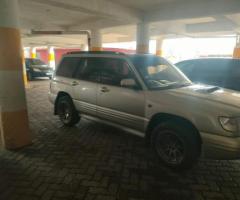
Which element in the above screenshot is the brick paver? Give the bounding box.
[1,80,240,200]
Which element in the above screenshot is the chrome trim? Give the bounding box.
[73,100,96,115]
[96,105,148,131]
[81,114,145,138]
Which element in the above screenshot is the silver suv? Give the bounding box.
[49,51,240,169]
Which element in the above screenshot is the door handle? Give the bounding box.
[71,81,79,86]
[101,87,110,93]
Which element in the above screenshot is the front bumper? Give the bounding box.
[31,71,53,77]
[201,132,240,160]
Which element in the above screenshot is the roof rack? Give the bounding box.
[67,51,125,55]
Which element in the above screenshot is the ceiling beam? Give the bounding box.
[26,0,141,24]
[145,0,240,22]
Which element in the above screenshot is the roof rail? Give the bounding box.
[67,51,125,55]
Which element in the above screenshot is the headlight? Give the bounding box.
[33,68,41,72]
[219,117,240,133]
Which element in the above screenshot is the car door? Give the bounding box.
[96,57,146,132]
[225,60,240,91]
[72,57,100,117]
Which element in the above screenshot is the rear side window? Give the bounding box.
[56,57,82,78]
[75,57,101,82]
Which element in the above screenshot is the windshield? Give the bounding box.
[30,59,46,66]
[130,55,191,89]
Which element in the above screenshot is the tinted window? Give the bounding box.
[76,57,101,82]
[56,57,82,78]
[100,58,134,87]
[195,60,229,75]
[192,59,230,86]
[224,60,240,91]
[75,57,134,86]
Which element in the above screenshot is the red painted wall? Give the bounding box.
[36,47,135,66]
[54,48,81,65]
[37,49,48,64]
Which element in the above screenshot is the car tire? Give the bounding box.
[27,72,33,81]
[56,96,80,127]
[151,120,200,170]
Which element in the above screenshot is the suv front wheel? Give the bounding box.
[151,120,200,170]
[56,96,80,126]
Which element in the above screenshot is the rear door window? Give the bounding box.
[75,57,101,83]
[56,57,82,78]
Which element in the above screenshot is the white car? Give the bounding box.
[49,51,240,169]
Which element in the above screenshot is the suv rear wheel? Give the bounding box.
[57,96,80,126]
[151,120,200,170]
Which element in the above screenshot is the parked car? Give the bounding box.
[175,58,240,91]
[49,52,240,169]
[25,58,53,80]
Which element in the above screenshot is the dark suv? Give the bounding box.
[25,58,53,81]
[176,58,240,91]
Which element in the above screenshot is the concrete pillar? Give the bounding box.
[31,47,37,58]
[48,46,55,69]
[0,0,31,149]
[80,44,88,51]
[136,22,150,54]
[233,35,240,58]
[156,37,164,56]
[22,49,28,87]
[90,29,102,51]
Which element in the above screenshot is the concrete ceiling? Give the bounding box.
[19,0,240,46]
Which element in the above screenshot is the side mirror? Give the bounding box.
[120,78,138,89]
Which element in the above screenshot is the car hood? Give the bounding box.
[170,84,240,109]
[147,84,240,117]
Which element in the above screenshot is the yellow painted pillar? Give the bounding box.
[90,29,102,51]
[48,46,55,69]
[136,22,150,54]
[0,0,31,149]
[156,37,164,56]
[31,47,37,59]
[22,49,28,87]
[233,35,240,58]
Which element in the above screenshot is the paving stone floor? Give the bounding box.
[1,80,240,200]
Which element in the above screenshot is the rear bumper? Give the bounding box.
[201,132,240,160]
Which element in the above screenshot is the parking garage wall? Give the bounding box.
[35,47,135,67]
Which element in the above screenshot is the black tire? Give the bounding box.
[56,96,80,127]
[151,120,201,170]
[27,72,33,81]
